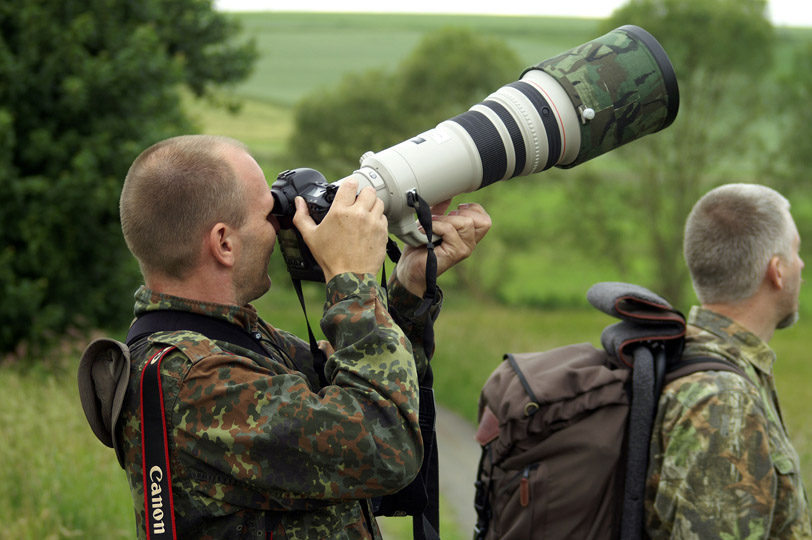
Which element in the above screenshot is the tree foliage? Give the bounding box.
[0,0,256,357]
[288,27,522,180]
[778,41,812,181]
[763,36,812,262]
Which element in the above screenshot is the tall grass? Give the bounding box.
[0,365,133,539]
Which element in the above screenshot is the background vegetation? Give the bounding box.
[0,0,256,356]
[2,3,812,539]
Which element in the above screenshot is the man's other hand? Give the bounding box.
[395,201,492,297]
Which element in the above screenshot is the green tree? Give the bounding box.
[0,1,256,357]
[766,37,812,251]
[288,27,522,181]
[776,41,812,183]
[393,27,524,132]
[288,68,403,180]
[560,0,775,304]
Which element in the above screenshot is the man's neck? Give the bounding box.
[701,299,776,343]
[146,271,237,307]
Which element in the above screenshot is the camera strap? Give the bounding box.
[405,189,441,540]
[406,189,438,358]
[129,313,261,540]
[140,345,179,540]
[127,313,287,539]
[291,277,331,389]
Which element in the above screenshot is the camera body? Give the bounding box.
[272,168,338,282]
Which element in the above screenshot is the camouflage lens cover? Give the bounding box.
[528,25,680,167]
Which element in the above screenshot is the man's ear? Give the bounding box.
[766,255,785,290]
[208,222,237,268]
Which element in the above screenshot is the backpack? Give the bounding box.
[472,282,746,540]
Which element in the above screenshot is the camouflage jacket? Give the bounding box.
[116,273,439,540]
[645,306,812,539]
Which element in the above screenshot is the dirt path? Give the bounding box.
[435,404,480,536]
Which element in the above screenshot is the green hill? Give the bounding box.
[225,12,604,106]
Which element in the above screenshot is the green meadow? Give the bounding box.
[2,11,811,540]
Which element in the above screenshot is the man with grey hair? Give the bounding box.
[645,183,811,538]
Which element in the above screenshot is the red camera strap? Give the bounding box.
[139,346,178,540]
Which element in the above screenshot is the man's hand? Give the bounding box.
[292,179,389,283]
[395,201,492,297]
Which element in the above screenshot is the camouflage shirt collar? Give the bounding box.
[687,306,776,375]
[133,285,259,333]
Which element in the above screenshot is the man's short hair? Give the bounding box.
[684,183,794,304]
[120,135,249,279]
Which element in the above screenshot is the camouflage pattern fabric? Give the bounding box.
[534,26,677,168]
[645,307,812,539]
[117,272,439,539]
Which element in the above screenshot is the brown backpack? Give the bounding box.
[472,283,746,540]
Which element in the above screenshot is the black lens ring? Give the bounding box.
[481,100,526,178]
[618,25,680,130]
[507,81,561,171]
[450,110,508,187]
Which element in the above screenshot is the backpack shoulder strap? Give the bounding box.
[126,310,268,358]
[664,354,753,386]
[621,350,751,540]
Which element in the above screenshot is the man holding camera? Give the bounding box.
[96,134,491,539]
[645,184,811,538]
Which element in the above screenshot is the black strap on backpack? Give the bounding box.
[619,350,749,540]
[664,355,749,385]
[126,310,268,357]
[619,344,659,540]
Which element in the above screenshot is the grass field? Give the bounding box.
[4,10,812,540]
